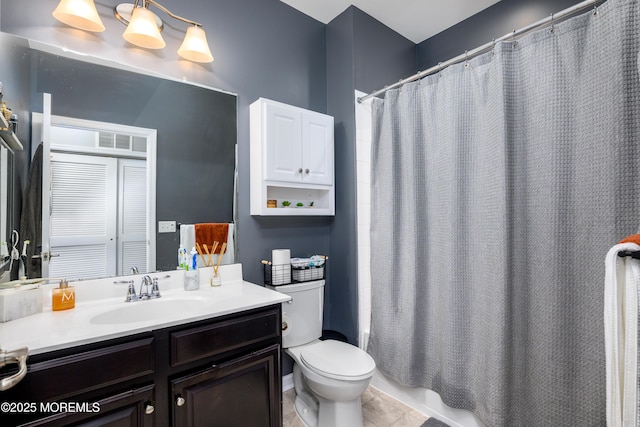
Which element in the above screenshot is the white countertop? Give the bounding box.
[0,264,290,356]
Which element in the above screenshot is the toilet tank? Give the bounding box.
[270,280,324,348]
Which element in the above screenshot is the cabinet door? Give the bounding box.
[172,344,281,427]
[10,384,155,427]
[302,112,334,185]
[264,102,302,183]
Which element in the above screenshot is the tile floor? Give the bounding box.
[283,386,429,427]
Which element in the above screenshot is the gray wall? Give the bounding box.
[418,0,585,70]
[326,6,415,344]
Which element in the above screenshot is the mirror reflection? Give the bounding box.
[0,143,13,282]
[0,31,238,282]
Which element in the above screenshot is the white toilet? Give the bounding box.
[272,280,376,427]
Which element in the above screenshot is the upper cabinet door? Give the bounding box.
[264,102,302,183]
[302,112,334,186]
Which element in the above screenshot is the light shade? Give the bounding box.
[178,26,214,63]
[53,0,105,32]
[123,7,166,49]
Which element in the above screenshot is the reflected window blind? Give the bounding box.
[50,245,107,280]
[122,165,146,234]
[51,161,108,237]
[122,241,147,275]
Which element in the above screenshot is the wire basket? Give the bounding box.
[291,264,325,282]
[263,263,292,286]
[262,256,327,286]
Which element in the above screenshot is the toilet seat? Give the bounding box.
[300,340,376,381]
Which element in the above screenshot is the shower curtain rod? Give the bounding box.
[357,0,600,103]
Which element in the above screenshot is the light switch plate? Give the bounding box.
[158,221,176,233]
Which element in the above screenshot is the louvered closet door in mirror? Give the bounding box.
[118,158,146,276]
[48,152,117,280]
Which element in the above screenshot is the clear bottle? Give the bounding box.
[178,245,185,269]
[52,279,75,311]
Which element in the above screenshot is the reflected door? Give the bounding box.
[117,159,147,276]
[48,153,118,279]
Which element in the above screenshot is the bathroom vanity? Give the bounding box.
[0,265,289,426]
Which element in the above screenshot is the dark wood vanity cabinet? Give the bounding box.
[172,344,280,427]
[0,305,282,427]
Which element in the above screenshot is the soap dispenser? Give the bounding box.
[52,279,75,311]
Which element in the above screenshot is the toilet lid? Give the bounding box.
[300,340,376,381]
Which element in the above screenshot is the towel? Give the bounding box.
[620,234,640,245]
[604,242,640,427]
[194,223,229,254]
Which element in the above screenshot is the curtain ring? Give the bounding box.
[593,0,598,15]
[464,50,469,68]
[549,13,554,34]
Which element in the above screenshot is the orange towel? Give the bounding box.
[195,223,229,254]
[619,234,640,245]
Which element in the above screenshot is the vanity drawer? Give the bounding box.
[10,337,155,402]
[170,307,280,367]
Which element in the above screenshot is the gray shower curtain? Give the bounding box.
[367,0,640,425]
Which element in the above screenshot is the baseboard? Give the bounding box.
[282,373,294,392]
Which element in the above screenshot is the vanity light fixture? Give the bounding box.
[52,0,214,63]
[114,0,214,63]
[52,0,105,32]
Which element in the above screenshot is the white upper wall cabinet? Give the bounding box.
[250,98,335,216]
[262,99,333,185]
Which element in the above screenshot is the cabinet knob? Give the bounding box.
[145,404,155,415]
[298,168,303,173]
[305,169,309,174]
[176,396,185,407]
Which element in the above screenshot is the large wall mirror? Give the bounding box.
[0,31,238,282]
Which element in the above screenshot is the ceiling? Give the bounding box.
[280,0,502,43]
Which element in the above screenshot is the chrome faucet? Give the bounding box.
[138,275,161,301]
[150,277,161,299]
[125,281,138,302]
[116,274,165,302]
[139,275,152,300]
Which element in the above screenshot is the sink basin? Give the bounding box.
[90,298,209,325]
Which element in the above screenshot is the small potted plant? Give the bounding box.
[282,200,291,207]
[296,202,304,208]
